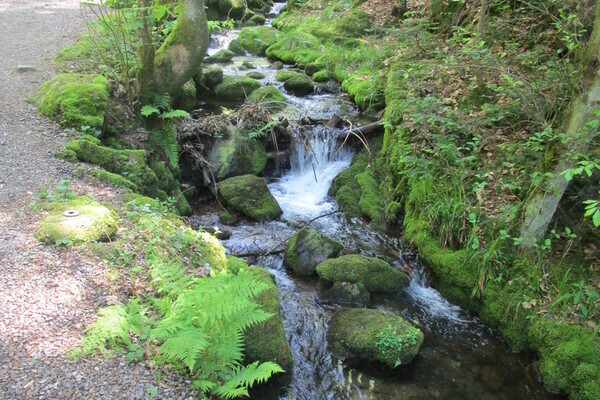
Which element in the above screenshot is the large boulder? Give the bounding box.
[283,73,314,95]
[316,254,409,294]
[209,128,267,180]
[266,32,322,67]
[227,39,246,55]
[218,175,283,221]
[29,73,110,131]
[284,227,343,276]
[202,66,224,88]
[215,76,261,101]
[35,197,118,245]
[248,86,287,110]
[244,267,294,372]
[238,26,284,56]
[328,308,424,367]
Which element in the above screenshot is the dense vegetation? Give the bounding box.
[29,0,600,398]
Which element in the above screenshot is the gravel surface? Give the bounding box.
[0,2,197,398]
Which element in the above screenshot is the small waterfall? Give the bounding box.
[269,126,353,221]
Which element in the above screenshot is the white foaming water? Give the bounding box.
[269,126,353,221]
[266,2,287,26]
[406,272,469,324]
[206,29,240,56]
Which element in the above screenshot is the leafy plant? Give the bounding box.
[375,324,422,367]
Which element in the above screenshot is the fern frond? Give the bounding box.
[141,105,160,117]
[153,93,171,110]
[158,328,208,373]
[160,109,191,119]
[152,125,179,168]
[215,361,284,399]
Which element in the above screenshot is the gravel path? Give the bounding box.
[0,2,196,398]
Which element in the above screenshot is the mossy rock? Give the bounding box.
[35,197,118,245]
[283,227,343,276]
[205,49,236,64]
[241,61,256,70]
[226,255,248,274]
[218,175,282,222]
[283,73,314,95]
[172,79,197,111]
[275,70,298,82]
[208,128,267,180]
[313,70,332,82]
[214,76,261,101]
[316,254,409,293]
[89,168,138,191]
[55,149,77,162]
[228,39,246,56]
[246,71,265,80]
[266,32,322,67]
[328,308,423,368]
[203,66,224,88]
[198,231,228,273]
[248,86,287,110]
[238,26,284,56]
[219,211,238,225]
[248,13,266,26]
[305,61,325,76]
[244,267,293,373]
[335,9,371,38]
[29,73,110,131]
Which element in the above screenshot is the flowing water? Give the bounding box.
[195,5,558,399]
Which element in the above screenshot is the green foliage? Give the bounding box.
[375,324,423,367]
[152,125,179,169]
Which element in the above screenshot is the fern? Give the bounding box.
[141,105,160,117]
[152,125,179,168]
[215,361,285,399]
[161,109,190,119]
[158,328,209,372]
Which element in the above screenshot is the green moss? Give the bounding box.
[89,168,138,191]
[284,227,343,276]
[325,281,370,305]
[55,149,77,162]
[197,231,228,272]
[571,363,600,400]
[275,70,299,82]
[244,267,293,372]
[266,32,322,67]
[312,70,332,82]
[305,60,325,76]
[249,14,266,26]
[316,254,409,293]
[219,211,238,225]
[172,186,192,216]
[208,128,267,180]
[202,66,224,88]
[205,49,236,64]
[246,71,265,80]
[214,76,261,101]
[227,39,246,56]
[226,255,248,274]
[355,169,385,227]
[283,73,314,95]
[328,308,423,367]
[29,73,110,131]
[248,86,287,110]
[238,26,284,56]
[335,9,371,38]
[218,174,282,222]
[172,79,197,111]
[341,74,385,111]
[35,196,118,245]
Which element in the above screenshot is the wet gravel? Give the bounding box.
[0,2,199,398]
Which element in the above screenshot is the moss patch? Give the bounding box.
[328,308,423,367]
[29,73,110,131]
[208,128,268,180]
[248,86,287,110]
[238,26,284,56]
[205,49,236,64]
[283,73,314,95]
[284,227,343,276]
[214,76,261,101]
[316,254,409,293]
[266,32,322,67]
[218,175,283,222]
[89,168,138,191]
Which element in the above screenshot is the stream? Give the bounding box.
[195,4,558,399]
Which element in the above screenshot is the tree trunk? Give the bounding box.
[138,0,155,105]
[475,0,489,90]
[519,2,600,247]
[153,0,209,94]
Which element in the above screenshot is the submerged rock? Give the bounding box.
[29,73,110,131]
[283,73,314,95]
[284,227,343,276]
[316,254,409,294]
[328,308,423,368]
[227,39,246,55]
[244,267,294,373]
[324,281,370,306]
[208,128,267,180]
[205,48,236,63]
[218,175,282,222]
[35,197,118,245]
[246,71,265,80]
[214,76,261,101]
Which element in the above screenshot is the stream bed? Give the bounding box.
[193,4,558,399]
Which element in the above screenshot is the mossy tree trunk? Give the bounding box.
[138,0,155,105]
[519,1,600,247]
[153,0,209,94]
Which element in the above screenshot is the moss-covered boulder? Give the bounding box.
[205,49,236,64]
[275,70,298,82]
[35,197,118,245]
[266,32,322,67]
[244,267,294,373]
[246,71,265,80]
[283,73,314,95]
[313,70,332,82]
[218,175,282,222]
[335,9,371,38]
[208,128,267,180]
[29,73,110,131]
[219,211,238,225]
[238,26,284,56]
[284,227,343,276]
[248,86,287,110]
[305,60,325,76]
[89,168,138,191]
[328,308,423,368]
[198,230,228,272]
[214,76,261,101]
[172,79,197,111]
[316,254,409,294]
[227,39,246,55]
[203,66,224,88]
[248,13,266,26]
